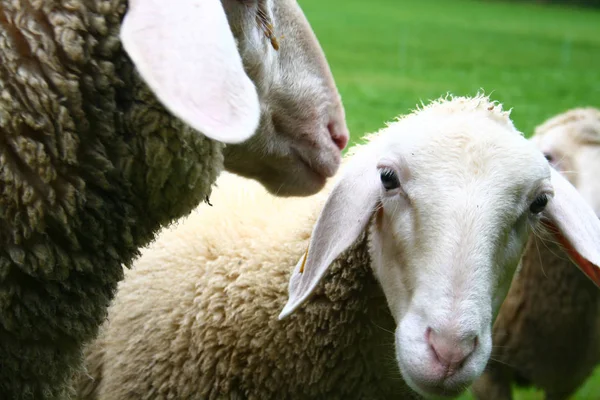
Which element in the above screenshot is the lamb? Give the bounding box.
[472,107,600,400]
[77,95,600,400]
[0,1,349,398]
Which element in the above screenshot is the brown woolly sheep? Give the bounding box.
[0,0,348,398]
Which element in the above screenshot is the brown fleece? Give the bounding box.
[0,1,222,398]
[472,236,600,400]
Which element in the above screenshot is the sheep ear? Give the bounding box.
[120,0,260,144]
[543,167,600,286]
[279,151,380,319]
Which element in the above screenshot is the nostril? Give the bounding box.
[327,122,348,151]
[426,327,478,377]
[426,327,443,364]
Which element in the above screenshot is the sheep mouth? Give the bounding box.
[254,149,339,197]
[294,147,340,181]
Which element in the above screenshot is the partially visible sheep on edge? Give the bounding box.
[78,95,600,400]
[472,107,600,400]
[0,0,349,398]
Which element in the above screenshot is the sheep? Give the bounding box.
[533,107,600,213]
[77,95,600,400]
[471,107,600,400]
[0,0,349,398]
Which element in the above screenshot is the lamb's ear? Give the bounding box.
[279,150,381,319]
[121,0,260,144]
[543,167,600,286]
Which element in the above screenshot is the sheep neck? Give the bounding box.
[280,233,413,398]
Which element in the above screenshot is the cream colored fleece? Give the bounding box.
[79,172,415,400]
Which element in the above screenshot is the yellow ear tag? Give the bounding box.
[269,32,280,51]
[256,6,280,51]
[299,246,309,273]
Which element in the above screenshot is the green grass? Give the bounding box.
[298,0,600,398]
[300,0,600,144]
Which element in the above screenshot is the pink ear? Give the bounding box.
[543,167,600,288]
[543,220,600,287]
[121,0,260,144]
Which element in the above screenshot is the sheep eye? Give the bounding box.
[380,169,400,191]
[529,194,548,214]
[544,153,554,163]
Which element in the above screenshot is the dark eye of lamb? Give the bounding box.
[530,194,548,214]
[544,153,554,163]
[380,169,400,191]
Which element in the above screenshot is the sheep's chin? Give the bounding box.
[223,145,340,197]
[396,349,489,399]
[224,159,329,197]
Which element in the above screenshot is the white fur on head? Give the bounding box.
[279,94,600,398]
[121,0,259,144]
[122,0,349,196]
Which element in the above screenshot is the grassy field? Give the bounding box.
[298,0,600,398]
[300,0,600,143]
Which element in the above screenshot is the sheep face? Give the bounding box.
[367,116,549,397]
[531,108,600,217]
[279,96,600,399]
[221,0,349,196]
[121,0,348,197]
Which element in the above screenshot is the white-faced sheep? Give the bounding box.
[472,107,600,400]
[77,95,600,400]
[0,0,349,398]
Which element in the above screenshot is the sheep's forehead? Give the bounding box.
[392,112,544,169]
[534,107,600,141]
[536,121,600,150]
[378,110,550,210]
[532,126,574,154]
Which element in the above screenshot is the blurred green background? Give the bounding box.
[299,0,600,398]
[300,0,599,144]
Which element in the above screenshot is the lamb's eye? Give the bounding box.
[530,194,548,214]
[544,153,554,163]
[380,169,400,191]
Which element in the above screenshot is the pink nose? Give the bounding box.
[327,121,349,151]
[427,328,477,377]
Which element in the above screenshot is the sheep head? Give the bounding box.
[279,95,600,398]
[531,107,600,217]
[120,0,348,197]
